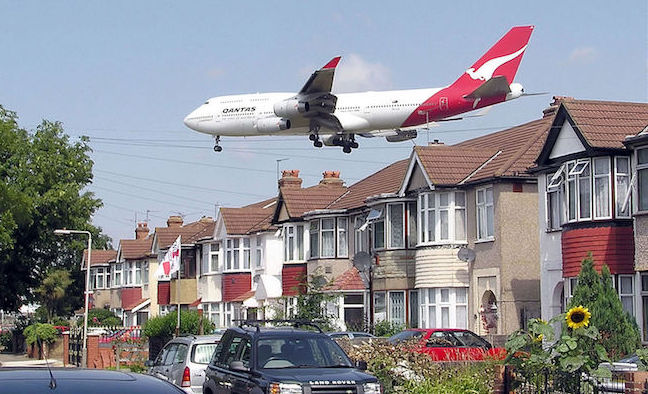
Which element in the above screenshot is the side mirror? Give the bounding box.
[230,360,249,372]
[144,360,155,367]
[356,360,367,371]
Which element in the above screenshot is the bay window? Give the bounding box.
[419,191,467,243]
[388,204,404,248]
[124,261,133,285]
[419,287,468,329]
[308,217,350,259]
[284,224,304,262]
[593,157,611,219]
[615,156,631,218]
[92,267,108,289]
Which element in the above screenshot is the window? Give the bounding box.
[638,149,648,211]
[113,263,122,287]
[454,193,466,241]
[210,242,220,272]
[124,261,132,285]
[389,291,405,325]
[615,157,631,218]
[354,215,368,253]
[476,187,494,240]
[224,303,233,327]
[204,303,222,327]
[92,267,108,289]
[233,239,240,270]
[409,290,419,328]
[255,242,262,268]
[374,292,386,322]
[593,157,611,219]
[618,275,635,316]
[142,262,148,285]
[337,217,348,257]
[243,238,250,270]
[388,204,404,248]
[419,192,466,244]
[284,224,304,262]
[309,221,319,258]
[226,239,233,270]
[641,274,648,340]
[373,217,385,249]
[546,172,564,231]
[135,261,142,284]
[321,218,335,258]
[408,202,418,248]
[419,288,468,329]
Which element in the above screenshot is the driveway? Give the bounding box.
[0,352,64,367]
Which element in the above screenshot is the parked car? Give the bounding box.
[327,331,376,340]
[146,334,222,394]
[0,367,186,394]
[203,320,382,394]
[388,328,505,361]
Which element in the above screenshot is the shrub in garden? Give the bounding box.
[569,255,640,360]
[337,338,495,393]
[373,320,404,337]
[23,323,58,359]
[86,308,122,327]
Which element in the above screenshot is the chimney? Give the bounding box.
[543,96,572,118]
[199,216,213,224]
[278,169,303,189]
[135,222,149,240]
[319,170,344,187]
[428,139,444,145]
[167,215,183,228]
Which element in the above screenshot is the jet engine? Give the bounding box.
[506,83,524,101]
[273,99,310,118]
[256,117,291,133]
[386,129,418,143]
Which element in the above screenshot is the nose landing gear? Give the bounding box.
[213,136,223,152]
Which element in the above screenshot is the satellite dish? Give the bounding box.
[353,251,373,273]
[311,275,327,288]
[457,247,476,263]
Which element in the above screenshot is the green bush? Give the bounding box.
[23,323,58,346]
[0,331,11,350]
[142,310,214,339]
[86,308,122,327]
[373,320,404,337]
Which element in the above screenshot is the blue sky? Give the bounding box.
[1,1,646,244]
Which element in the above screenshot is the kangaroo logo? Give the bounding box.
[466,45,527,81]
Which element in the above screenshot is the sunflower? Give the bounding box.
[565,306,591,329]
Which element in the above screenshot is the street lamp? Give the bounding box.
[54,228,92,368]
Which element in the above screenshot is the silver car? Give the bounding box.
[146,334,221,394]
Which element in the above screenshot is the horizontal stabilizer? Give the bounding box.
[464,76,511,100]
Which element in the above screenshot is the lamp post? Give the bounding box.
[54,229,92,368]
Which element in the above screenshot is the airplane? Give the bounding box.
[184,25,535,153]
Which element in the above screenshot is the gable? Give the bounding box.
[549,120,587,159]
[278,203,290,222]
[406,162,431,192]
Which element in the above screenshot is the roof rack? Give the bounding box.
[234,319,324,333]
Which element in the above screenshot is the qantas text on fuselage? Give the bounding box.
[184,26,535,153]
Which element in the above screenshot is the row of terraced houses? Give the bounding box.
[82,97,648,341]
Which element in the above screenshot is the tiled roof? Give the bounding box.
[231,289,256,302]
[119,237,153,260]
[155,218,215,249]
[413,145,500,185]
[82,249,117,268]
[329,159,409,210]
[221,199,277,235]
[280,184,348,219]
[454,116,553,182]
[561,99,648,149]
[122,297,147,311]
[324,267,365,291]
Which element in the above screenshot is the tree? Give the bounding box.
[292,272,337,331]
[34,269,73,322]
[569,254,640,360]
[87,308,122,327]
[0,105,109,312]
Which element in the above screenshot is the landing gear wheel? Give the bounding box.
[342,145,352,154]
[350,141,359,149]
[314,140,323,148]
[309,133,317,141]
[213,136,222,152]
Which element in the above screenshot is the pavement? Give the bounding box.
[0,352,65,367]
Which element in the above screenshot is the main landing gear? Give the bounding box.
[213,135,223,152]
[309,124,323,148]
[329,133,358,154]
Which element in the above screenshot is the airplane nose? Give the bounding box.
[184,112,197,130]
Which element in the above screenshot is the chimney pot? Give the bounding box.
[167,215,183,228]
[278,169,303,188]
[319,170,344,186]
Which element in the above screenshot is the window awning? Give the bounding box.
[255,274,282,300]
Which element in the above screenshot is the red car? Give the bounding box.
[388,328,505,361]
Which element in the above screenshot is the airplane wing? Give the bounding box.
[299,56,341,94]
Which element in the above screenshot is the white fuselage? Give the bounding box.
[184,88,442,137]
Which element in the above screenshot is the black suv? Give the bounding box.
[203,320,381,394]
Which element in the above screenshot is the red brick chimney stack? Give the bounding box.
[278,170,303,189]
[135,222,149,240]
[167,215,183,228]
[319,170,344,187]
[543,96,573,118]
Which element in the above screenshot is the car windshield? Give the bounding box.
[192,343,219,364]
[388,330,425,343]
[257,336,353,369]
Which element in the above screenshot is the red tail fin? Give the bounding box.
[451,26,534,93]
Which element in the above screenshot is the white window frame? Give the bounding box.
[615,156,632,218]
[476,186,494,241]
[113,263,123,287]
[284,224,304,262]
[618,275,635,317]
[638,148,648,212]
[419,288,468,329]
[388,290,406,326]
[337,217,348,258]
[418,192,466,245]
[546,172,564,231]
[135,261,142,285]
[209,242,220,273]
[255,240,263,268]
[320,218,336,258]
[242,238,251,270]
[593,157,612,220]
[354,215,368,253]
[387,203,405,249]
[371,211,385,250]
[204,303,222,327]
[309,221,319,259]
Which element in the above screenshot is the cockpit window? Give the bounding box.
[204,101,210,105]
